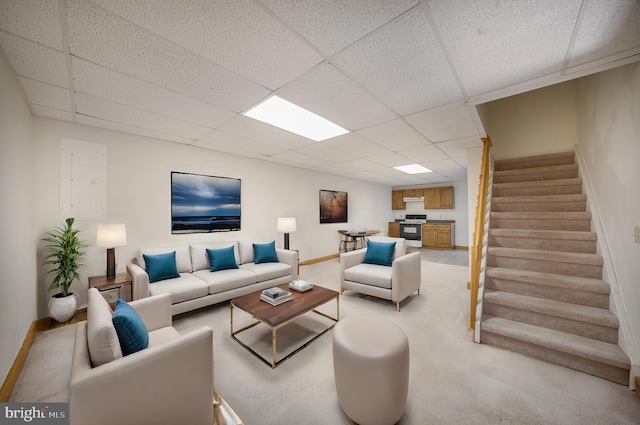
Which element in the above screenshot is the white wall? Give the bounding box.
[575,61,640,369]
[31,118,394,316]
[392,181,469,248]
[0,51,36,384]
[486,82,579,159]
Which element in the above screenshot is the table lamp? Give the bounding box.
[96,223,127,279]
[277,217,296,250]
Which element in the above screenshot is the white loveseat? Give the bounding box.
[127,240,298,315]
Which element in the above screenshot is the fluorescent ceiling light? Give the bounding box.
[394,164,433,174]
[243,96,348,142]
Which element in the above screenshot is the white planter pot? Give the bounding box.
[49,293,78,322]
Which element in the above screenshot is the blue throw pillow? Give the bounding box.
[253,241,279,264]
[112,299,149,356]
[143,251,180,283]
[363,241,396,267]
[206,246,238,272]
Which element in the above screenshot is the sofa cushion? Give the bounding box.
[138,245,192,273]
[367,236,406,259]
[344,263,393,289]
[112,299,149,356]
[238,239,271,264]
[253,241,279,264]
[148,273,209,304]
[144,252,181,283]
[206,246,238,272]
[363,241,396,267]
[240,262,291,282]
[191,242,240,271]
[193,268,258,294]
[87,288,123,367]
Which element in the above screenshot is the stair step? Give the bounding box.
[492,194,587,212]
[494,151,575,171]
[483,290,618,343]
[485,267,609,308]
[493,178,583,197]
[493,163,579,183]
[480,316,630,385]
[488,229,597,253]
[490,211,592,231]
[486,247,603,278]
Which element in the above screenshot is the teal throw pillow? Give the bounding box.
[363,241,396,267]
[206,246,238,272]
[112,299,149,356]
[143,251,180,283]
[253,241,279,264]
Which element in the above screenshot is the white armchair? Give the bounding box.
[69,288,214,425]
[340,237,421,311]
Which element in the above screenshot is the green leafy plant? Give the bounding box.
[43,217,87,297]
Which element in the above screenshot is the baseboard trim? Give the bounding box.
[636,376,640,400]
[0,317,50,402]
[299,253,339,266]
[455,245,470,250]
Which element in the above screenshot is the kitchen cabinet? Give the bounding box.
[422,223,455,250]
[402,189,424,198]
[392,190,405,210]
[424,186,454,209]
[388,222,400,238]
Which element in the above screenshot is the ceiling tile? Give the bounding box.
[19,77,71,111]
[72,58,235,129]
[218,115,313,150]
[66,0,269,113]
[338,158,385,171]
[334,6,463,115]
[429,0,581,96]
[76,114,195,144]
[422,158,461,172]
[278,62,397,130]
[270,150,331,168]
[0,0,63,50]
[0,32,68,87]
[320,132,391,157]
[358,118,431,151]
[90,0,322,90]
[367,152,414,167]
[293,142,358,163]
[435,136,483,158]
[439,168,467,181]
[31,104,73,122]
[76,93,212,139]
[199,130,286,157]
[397,144,449,162]
[568,0,640,68]
[405,102,478,142]
[260,0,418,56]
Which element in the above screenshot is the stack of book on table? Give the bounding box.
[260,287,293,306]
[289,280,313,292]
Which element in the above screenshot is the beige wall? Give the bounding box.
[486,82,579,160]
[0,51,37,384]
[575,61,640,369]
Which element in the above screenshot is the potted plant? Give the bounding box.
[43,217,86,322]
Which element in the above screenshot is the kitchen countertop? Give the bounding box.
[424,220,455,224]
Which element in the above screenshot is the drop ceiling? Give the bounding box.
[1,0,639,186]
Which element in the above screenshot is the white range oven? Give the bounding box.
[399,214,427,248]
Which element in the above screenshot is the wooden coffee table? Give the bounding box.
[230,283,339,368]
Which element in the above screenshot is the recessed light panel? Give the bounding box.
[243,96,348,141]
[394,164,433,174]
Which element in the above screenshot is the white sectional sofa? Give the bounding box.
[126,240,298,315]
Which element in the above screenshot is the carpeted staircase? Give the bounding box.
[480,151,631,385]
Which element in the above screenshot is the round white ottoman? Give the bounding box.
[332,316,409,425]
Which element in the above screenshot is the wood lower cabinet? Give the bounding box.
[388,222,400,238]
[422,223,455,250]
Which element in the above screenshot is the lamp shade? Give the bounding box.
[277,217,297,233]
[96,223,127,248]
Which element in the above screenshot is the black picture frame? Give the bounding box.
[171,171,241,233]
[319,189,348,224]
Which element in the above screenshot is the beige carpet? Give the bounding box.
[10,258,640,424]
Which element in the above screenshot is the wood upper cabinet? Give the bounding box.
[388,222,400,238]
[392,190,405,210]
[424,186,454,209]
[402,188,424,198]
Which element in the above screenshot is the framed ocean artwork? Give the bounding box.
[171,172,241,233]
